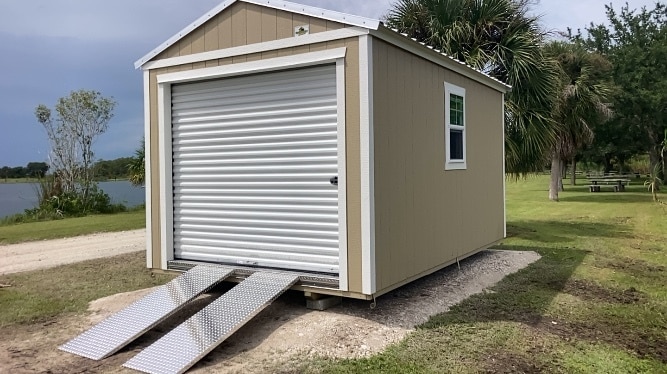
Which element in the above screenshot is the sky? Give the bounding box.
[0,0,659,167]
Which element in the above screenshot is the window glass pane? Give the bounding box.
[450,129,464,160]
[450,94,464,126]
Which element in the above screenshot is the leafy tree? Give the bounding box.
[386,0,561,175]
[0,166,10,181]
[26,162,49,178]
[578,2,667,181]
[94,157,134,180]
[35,90,116,201]
[127,139,145,187]
[544,42,613,201]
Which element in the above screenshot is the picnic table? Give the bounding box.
[587,177,631,192]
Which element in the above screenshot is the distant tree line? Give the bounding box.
[0,162,49,179]
[0,157,136,181]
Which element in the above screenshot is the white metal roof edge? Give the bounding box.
[371,26,512,93]
[134,0,380,69]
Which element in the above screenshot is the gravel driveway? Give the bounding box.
[0,229,145,275]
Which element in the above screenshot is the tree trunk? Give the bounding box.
[560,160,566,191]
[649,148,660,176]
[570,156,576,186]
[549,156,561,201]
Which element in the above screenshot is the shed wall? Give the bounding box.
[146,3,362,293]
[372,39,505,294]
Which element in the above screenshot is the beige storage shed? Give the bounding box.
[136,0,510,301]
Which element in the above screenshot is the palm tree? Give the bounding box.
[544,42,613,201]
[127,139,145,187]
[386,0,562,175]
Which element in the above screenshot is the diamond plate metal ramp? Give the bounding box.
[60,265,234,360]
[123,272,299,374]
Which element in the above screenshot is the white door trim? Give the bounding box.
[156,51,349,289]
[157,83,174,270]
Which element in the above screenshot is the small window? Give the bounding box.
[444,83,467,170]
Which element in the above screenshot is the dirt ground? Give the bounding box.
[0,231,540,373]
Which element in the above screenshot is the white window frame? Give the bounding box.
[444,82,467,170]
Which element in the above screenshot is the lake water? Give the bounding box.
[0,181,145,218]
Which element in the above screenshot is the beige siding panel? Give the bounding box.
[219,10,233,49]
[245,52,262,62]
[261,50,279,59]
[232,55,247,63]
[179,33,193,56]
[190,27,206,54]
[372,39,505,292]
[204,60,220,68]
[292,13,309,31]
[276,10,293,39]
[310,17,327,34]
[261,8,278,42]
[231,2,247,47]
[204,17,219,52]
[326,20,344,31]
[246,3,263,44]
[155,43,180,60]
[309,41,328,52]
[292,45,310,55]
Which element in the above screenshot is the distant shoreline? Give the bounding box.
[0,178,130,185]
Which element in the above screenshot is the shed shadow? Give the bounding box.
[559,193,653,204]
[506,219,633,243]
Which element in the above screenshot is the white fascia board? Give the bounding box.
[370,26,512,94]
[134,0,379,69]
[157,47,346,84]
[142,27,367,71]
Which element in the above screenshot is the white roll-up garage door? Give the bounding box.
[171,64,340,274]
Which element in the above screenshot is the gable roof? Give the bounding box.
[134,0,511,92]
[134,0,379,69]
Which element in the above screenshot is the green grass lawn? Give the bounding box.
[304,176,667,373]
[0,210,146,244]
